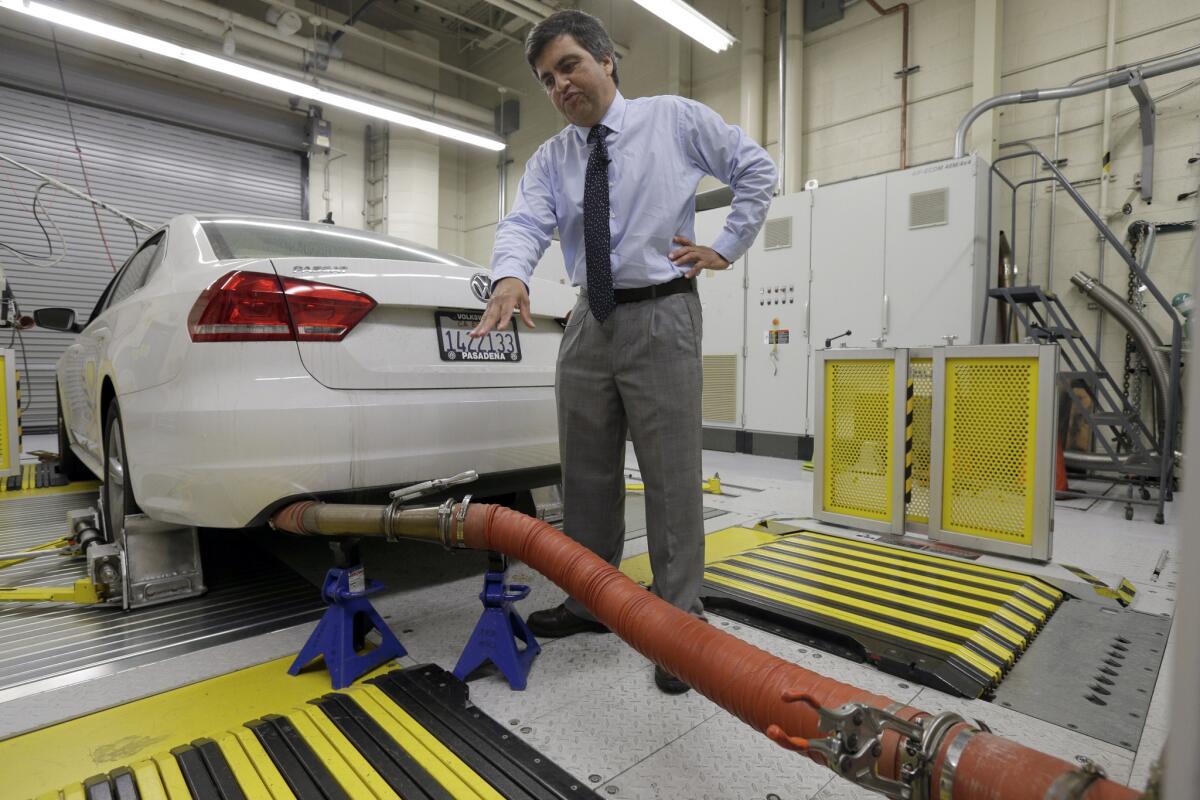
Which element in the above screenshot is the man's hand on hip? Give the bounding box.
[470,277,535,337]
[669,236,730,278]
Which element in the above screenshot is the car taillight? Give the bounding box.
[188,270,376,342]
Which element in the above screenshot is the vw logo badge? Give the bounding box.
[470,274,492,303]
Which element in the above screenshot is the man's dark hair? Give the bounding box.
[525,10,619,88]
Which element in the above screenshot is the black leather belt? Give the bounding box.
[612,276,695,304]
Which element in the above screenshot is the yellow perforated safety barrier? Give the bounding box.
[822,359,895,522]
[942,357,1040,545]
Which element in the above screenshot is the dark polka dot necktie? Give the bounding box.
[584,124,616,322]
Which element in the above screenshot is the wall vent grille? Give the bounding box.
[763,216,793,250]
[702,354,738,423]
[909,188,949,229]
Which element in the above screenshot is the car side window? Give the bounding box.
[106,233,165,309]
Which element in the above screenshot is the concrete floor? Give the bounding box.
[2,437,1179,797]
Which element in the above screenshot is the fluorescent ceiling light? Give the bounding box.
[0,0,506,151]
[631,0,735,53]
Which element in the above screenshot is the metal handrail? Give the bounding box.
[954,49,1200,157]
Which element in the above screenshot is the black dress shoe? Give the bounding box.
[654,665,690,695]
[526,604,610,638]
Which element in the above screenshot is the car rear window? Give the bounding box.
[199,219,472,265]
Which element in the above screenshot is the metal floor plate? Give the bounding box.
[0,490,324,703]
[991,599,1170,750]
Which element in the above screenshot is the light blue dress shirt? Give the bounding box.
[491,91,777,291]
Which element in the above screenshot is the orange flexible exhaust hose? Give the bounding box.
[458,504,1140,800]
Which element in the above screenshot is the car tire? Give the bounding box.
[56,385,92,482]
[102,399,142,542]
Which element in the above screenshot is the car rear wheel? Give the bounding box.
[56,385,92,482]
[102,400,141,541]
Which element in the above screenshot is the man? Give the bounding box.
[471,10,776,694]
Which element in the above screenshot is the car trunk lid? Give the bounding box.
[270,257,575,390]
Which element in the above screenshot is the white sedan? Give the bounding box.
[36,214,573,537]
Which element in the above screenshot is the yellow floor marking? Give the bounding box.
[712,562,1014,663]
[151,752,192,799]
[704,571,1000,682]
[350,685,500,800]
[762,542,1048,621]
[297,705,400,800]
[0,653,397,799]
[621,526,779,586]
[128,761,168,800]
[724,555,1025,646]
[213,732,274,800]
[0,480,100,501]
[773,536,1056,611]
[232,728,298,800]
[61,786,85,800]
[283,707,383,799]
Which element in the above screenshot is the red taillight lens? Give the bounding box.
[280,276,376,341]
[188,270,376,343]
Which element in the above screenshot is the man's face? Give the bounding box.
[533,34,616,128]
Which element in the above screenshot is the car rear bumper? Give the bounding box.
[120,362,559,528]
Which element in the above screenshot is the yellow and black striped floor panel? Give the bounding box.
[702,529,1063,698]
[33,665,595,800]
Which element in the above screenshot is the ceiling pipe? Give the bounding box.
[477,0,543,26]
[473,0,631,57]
[864,0,911,170]
[163,0,526,96]
[405,0,525,47]
[101,0,496,126]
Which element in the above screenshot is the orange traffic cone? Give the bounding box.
[1055,440,1069,498]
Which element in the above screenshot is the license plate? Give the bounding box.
[435,310,522,362]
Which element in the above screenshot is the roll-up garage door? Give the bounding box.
[0,85,303,432]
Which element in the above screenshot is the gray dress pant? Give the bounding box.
[555,289,705,620]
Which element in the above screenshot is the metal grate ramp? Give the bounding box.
[702,530,1063,698]
[30,664,596,800]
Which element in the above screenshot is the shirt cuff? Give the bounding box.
[711,231,745,265]
[489,267,531,293]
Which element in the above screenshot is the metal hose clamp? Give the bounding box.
[453,495,472,548]
[937,726,978,800]
[436,499,455,550]
[1045,758,1107,800]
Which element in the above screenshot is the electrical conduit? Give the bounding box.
[272,499,1141,800]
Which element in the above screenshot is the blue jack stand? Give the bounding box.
[290,540,406,689]
[453,552,540,690]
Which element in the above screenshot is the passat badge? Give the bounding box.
[470,274,492,303]
[293,265,348,274]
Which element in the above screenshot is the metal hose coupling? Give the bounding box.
[766,692,977,800]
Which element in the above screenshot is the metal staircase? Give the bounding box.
[983,150,1183,525]
[990,286,1162,518]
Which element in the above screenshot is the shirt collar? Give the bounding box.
[571,91,626,143]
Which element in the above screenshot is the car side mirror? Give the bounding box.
[34,307,81,333]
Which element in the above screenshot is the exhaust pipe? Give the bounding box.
[272,499,1141,800]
